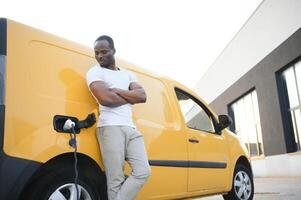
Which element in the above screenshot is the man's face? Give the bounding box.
[94,40,115,68]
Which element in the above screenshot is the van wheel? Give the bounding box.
[25,165,107,200]
[223,164,254,200]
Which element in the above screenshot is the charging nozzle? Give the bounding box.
[63,119,76,131]
[63,119,77,148]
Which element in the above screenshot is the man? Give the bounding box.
[86,35,151,200]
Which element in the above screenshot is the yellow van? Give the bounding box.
[0,18,254,200]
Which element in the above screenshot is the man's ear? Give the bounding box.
[112,48,116,55]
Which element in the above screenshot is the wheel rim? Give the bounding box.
[234,171,252,200]
[48,183,92,200]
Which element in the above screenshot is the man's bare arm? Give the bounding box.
[111,82,147,104]
[89,81,129,107]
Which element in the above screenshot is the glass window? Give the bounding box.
[283,60,301,150]
[284,67,299,108]
[175,89,215,133]
[230,90,264,157]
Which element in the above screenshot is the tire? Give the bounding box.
[25,165,107,200]
[223,164,254,200]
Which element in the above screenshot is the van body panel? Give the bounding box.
[0,153,41,200]
[4,19,104,168]
[163,81,251,195]
[1,18,252,200]
[132,73,188,198]
[186,128,229,191]
[0,18,7,150]
[0,105,4,150]
[0,17,43,200]
[0,18,6,55]
[166,83,230,193]
[225,129,252,191]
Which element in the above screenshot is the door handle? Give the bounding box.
[188,138,199,143]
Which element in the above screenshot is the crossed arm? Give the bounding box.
[89,81,147,107]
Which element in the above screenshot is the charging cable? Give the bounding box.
[63,119,79,200]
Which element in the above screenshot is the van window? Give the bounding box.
[175,89,215,133]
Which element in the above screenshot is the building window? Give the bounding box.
[283,60,301,150]
[230,90,264,157]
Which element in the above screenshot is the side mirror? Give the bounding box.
[218,115,233,131]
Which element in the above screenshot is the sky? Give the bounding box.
[0,0,262,89]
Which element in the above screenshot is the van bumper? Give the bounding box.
[0,151,41,200]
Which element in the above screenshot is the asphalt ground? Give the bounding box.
[190,177,301,200]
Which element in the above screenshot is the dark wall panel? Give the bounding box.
[210,28,301,156]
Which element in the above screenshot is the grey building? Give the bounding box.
[194,0,301,177]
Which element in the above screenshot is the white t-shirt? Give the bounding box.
[86,65,138,128]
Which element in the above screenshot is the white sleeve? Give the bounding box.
[86,67,104,87]
[128,71,138,83]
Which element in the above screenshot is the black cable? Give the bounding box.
[70,127,79,200]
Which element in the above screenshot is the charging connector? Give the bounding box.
[63,119,75,131]
[63,119,79,200]
[53,113,96,200]
[63,119,77,148]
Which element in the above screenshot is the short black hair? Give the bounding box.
[94,35,115,49]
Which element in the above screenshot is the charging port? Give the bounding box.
[53,113,96,134]
[53,115,80,133]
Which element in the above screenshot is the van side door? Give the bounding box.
[132,76,188,199]
[175,88,230,192]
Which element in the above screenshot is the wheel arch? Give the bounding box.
[223,156,254,200]
[227,155,253,191]
[20,152,106,198]
[236,156,253,178]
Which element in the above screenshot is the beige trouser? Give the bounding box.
[97,126,151,200]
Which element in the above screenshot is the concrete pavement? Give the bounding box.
[191,177,301,200]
